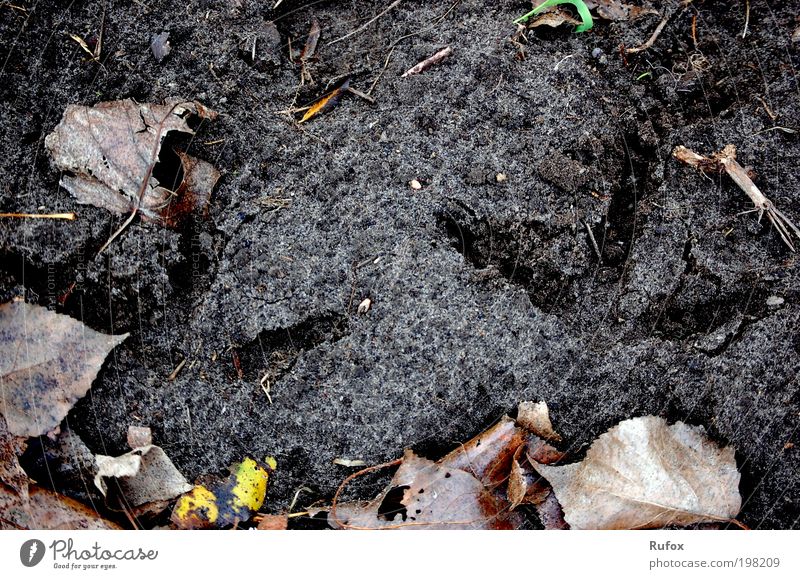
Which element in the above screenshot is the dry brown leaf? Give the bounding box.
[0,300,128,437]
[330,449,519,530]
[94,445,192,507]
[535,490,569,530]
[440,415,526,486]
[45,99,217,221]
[532,416,741,529]
[0,416,28,498]
[517,401,562,442]
[586,0,658,21]
[257,514,288,530]
[528,9,581,29]
[7,486,120,530]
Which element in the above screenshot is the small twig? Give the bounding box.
[346,86,375,104]
[327,0,401,47]
[96,102,184,255]
[260,374,273,404]
[367,0,461,95]
[742,0,750,39]
[583,220,602,261]
[401,46,452,77]
[0,212,75,220]
[627,13,670,54]
[673,144,800,252]
[167,358,187,381]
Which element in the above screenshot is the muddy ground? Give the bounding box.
[1,0,798,529]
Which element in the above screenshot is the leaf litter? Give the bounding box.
[45,99,218,228]
[94,426,192,511]
[0,300,128,438]
[531,416,742,529]
[325,403,741,530]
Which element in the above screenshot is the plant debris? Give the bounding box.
[674,144,800,251]
[531,416,742,529]
[0,300,128,437]
[94,427,192,510]
[515,0,657,31]
[300,78,350,123]
[171,457,276,529]
[150,31,172,62]
[3,486,120,530]
[439,416,526,486]
[517,400,562,442]
[330,449,521,530]
[0,417,28,498]
[401,46,453,77]
[45,99,217,224]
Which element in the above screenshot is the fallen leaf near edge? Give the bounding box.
[0,416,28,498]
[171,457,275,529]
[329,449,521,530]
[45,99,217,222]
[94,445,192,508]
[532,416,742,529]
[1,485,120,530]
[300,78,350,123]
[257,514,288,530]
[0,300,129,437]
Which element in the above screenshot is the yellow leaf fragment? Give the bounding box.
[300,78,350,123]
[171,457,273,529]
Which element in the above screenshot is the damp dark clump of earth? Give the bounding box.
[1,0,798,529]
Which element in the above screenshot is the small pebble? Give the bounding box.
[766,295,784,307]
[357,298,372,314]
[591,47,603,59]
[495,172,507,183]
[409,179,422,190]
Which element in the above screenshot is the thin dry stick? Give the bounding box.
[96,102,184,255]
[0,212,75,220]
[627,13,671,54]
[673,144,800,252]
[367,0,461,95]
[327,0,402,47]
[742,0,750,39]
[401,46,452,77]
[583,220,602,261]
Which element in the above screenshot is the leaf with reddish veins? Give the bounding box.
[441,415,526,486]
[0,301,128,437]
[330,450,520,530]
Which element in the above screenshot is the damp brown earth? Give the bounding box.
[1,0,798,528]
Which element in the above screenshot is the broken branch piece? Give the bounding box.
[673,144,800,252]
[401,46,452,77]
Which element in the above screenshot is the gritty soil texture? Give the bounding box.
[1,0,799,529]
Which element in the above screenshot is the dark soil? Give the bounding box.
[1,0,798,529]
